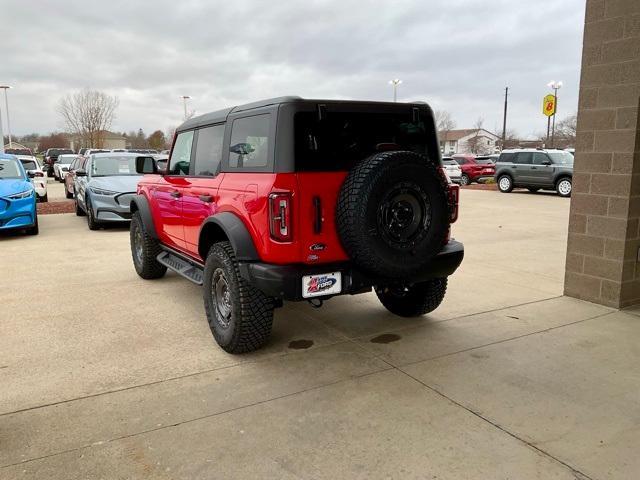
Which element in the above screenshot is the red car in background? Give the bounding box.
[452,154,496,185]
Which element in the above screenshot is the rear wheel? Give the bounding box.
[460,173,470,186]
[498,175,513,193]
[130,211,166,279]
[556,177,572,197]
[376,278,448,317]
[203,241,274,353]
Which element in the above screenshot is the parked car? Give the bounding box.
[53,154,78,182]
[64,156,88,199]
[17,156,48,202]
[0,154,38,235]
[74,153,144,230]
[442,157,462,183]
[128,149,158,154]
[44,148,74,177]
[494,148,574,197]
[476,154,500,164]
[130,97,463,353]
[452,154,496,185]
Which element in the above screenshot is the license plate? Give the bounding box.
[302,272,342,298]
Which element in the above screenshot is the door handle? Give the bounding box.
[199,194,213,203]
[170,190,181,199]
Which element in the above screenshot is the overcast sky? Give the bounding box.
[3,0,584,139]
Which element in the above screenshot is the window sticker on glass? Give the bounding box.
[118,160,131,174]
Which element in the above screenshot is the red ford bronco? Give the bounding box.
[130,97,463,353]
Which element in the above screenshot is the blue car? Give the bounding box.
[0,154,39,235]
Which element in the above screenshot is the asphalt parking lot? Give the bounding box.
[2,185,639,479]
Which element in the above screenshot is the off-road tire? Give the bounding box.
[203,241,274,353]
[86,196,99,230]
[556,177,572,198]
[460,173,470,186]
[130,211,166,279]
[336,151,449,279]
[498,174,514,193]
[376,278,447,317]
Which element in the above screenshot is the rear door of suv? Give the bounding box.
[512,151,534,184]
[531,152,555,186]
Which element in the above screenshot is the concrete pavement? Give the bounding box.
[2,189,637,479]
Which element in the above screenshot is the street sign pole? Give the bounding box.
[546,116,551,146]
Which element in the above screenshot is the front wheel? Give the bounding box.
[75,194,85,216]
[203,241,274,353]
[65,188,73,199]
[130,211,167,279]
[376,278,448,317]
[86,196,99,230]
[40,194,48,203]
[556,177,572,197]
[460,173,470,186]
[26,216,39,236]
[498,175,513,193]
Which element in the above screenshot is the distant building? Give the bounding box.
[69,131,126,151]
[439,129,500,155]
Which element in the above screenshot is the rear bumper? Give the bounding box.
[239,240,464,301]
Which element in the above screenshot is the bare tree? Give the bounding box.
[465,117,486,154]
[58,89,119,149]
[555,113,577,148]
[435,110,456,133]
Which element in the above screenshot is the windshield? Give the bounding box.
[90,155,141,177]
[19,159,38,170]
[57,155,76,164]
[0,159,24,179]
[295,111,429,171]
[549,152,574,165]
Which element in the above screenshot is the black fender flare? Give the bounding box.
[130,195,158,239]
[199,212,260,261]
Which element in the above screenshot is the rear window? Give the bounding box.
[49,149,73,155]
[442,159,457,166]
[19,159,38,170]
[475,158,495,165]
[294,112,428,171]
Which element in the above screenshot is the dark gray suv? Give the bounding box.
[494,149,574,197]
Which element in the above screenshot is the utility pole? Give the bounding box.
[0,86,12,148]
[181,95,191,120]
[0,102,4,154]
[389,79,402,102]
[501,86,508,150]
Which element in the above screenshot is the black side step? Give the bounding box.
[157,251,204,285]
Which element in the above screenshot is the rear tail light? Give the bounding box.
[269,192,292,242]
[447,184,459,223]
[438,166,452,184]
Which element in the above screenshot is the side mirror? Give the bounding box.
[229,142,255,155]
[136,156,158,174]
[27,170,36,179]
[76,169,87,177]
[541,159,552,166]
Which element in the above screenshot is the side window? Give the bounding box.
[229,114,270,169]
[499,152,515,163]
[169,130,194,175]
[193,125,225,176]
[516,152,533,164]
[533,153,550,165]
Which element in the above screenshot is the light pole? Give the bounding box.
[181,95,191,120]
[389,79,402,102]
[547,80,562,148]
[0,86,12,148]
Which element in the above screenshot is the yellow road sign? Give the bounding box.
[543,94,556,116]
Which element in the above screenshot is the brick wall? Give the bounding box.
[564,0,640,308]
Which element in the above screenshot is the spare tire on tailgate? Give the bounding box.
[336,151,449,278]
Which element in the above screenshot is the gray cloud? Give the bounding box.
[3,0,584,139]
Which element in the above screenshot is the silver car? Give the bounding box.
[74,153,144,230]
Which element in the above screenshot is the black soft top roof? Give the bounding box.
[177,96,432,132]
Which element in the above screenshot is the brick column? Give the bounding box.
[564,0,640,308]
